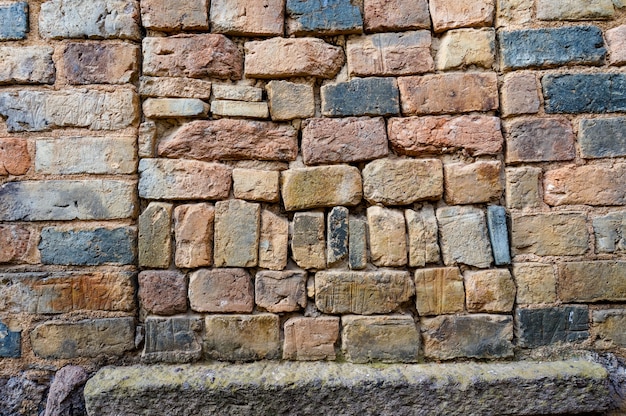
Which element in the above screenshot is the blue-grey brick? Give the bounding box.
[579,117,626,159]
[349,217,367,270]
[516,306,589,348]
[487,206,511,266]
[543,73,626,113]
[39,227,137,266]
[0,320,20,358]
[327,206,348,265]
[500,26,605,70]
[321,78,399,117]
[0,2,28,40]
[286,0,362,35]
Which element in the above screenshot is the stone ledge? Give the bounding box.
[84,360,611,415]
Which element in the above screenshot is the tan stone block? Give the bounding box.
[212,84,263,102]
[511,213,589,256]
[537,0,614,20]
[544,164,626,206]
[138,202,172,269]
[63,42,139,85]
[266,81,315,121]
[259,210,289,271]
[0,46,55,84]
[505,167,542,210]
[429,0,495,32]
[501,73,540,116]
[437,206,493,268]
[367,206,407,267]
[139,77,212,99]
[291,211,326,270]
[255,270,307,313]
[214,200,260,268]
[138,270,187,315]
[204,314,280,361]
[189,268,253,313]
[0,224,37,264]
[436,28,495,70]
[174,203,214,268]
[465,269,515,313]
[141,0,208,31]
[607,25,626,66]
[143,98,209,118]
[0,137,30,176]
[283,317,339,361]
[414,267,464,316]
[210,100,269,119]
[364,0,431,32]
[398,73,498,115]
[496,0,533,26]
[138,121,156,158]
[444,161,503,205]
[559,261,626,302]
[232,169,279,202]
[593,309,626,348]
[512,263,557,304]
[210,0,284,36]
[405,205,439,267]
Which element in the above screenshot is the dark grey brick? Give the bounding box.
[0,320,20,358]
[322,77,399,117]
[327,206,348,265]
[543,73,626,114]
[349,217,367,270]
[579,117,626,159]
[516,306,589,348]
[487,206,511,266]
[287,0,362,35]
[0,2,28,40]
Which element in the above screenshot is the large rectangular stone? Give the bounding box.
[214,200,260,267]
[291,211,326,270]
[414,267,465,316]
[559,261,626,302]
[443,161,502,204]
[437,206,493,268]
[0,2,28,40]
[0,47,55,84]
[367,206,407,267]
[543,164,626,206]
[63,42,139,85]
[579,117,626,159]
[139,77,212,99]
[174,204,214,268]
[141,0,209,31]
[286,0,362,35]
[321,77,400,117]
[511,213,589,256]
[543,74,626,113]
[505,118,575,163]
[516,307,589,348]
[189,268,253,313]
[537,0,614,20]
[593,212,626,253]
[211,0,284,35]
[143,317,203,363]
[0,180,136,221]
[139,203,172,269]
[405,205,440,267]
[204,314,280,361]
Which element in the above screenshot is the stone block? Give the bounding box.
[0,320,20,358]
[211,0,284,35]
[233,169,279,202]
[204,314,280,361]
[500,73,540,116]
[543,73,626,114]
[143,35,242,80]
[30,318,134,359]
[0,137,30,176]
[579,117,626,158]
[138,159,231,200]
[388,115,503,156]
[341,315,419,363]
[138,121,157,157]
[429,0,495,32]
[321,77,400,117]
[138,270,187,315]
[593,212,626,253]
[559,261,626,302]
[283,317,339,361]
[0,47,54,85]
[437,206,493,268]
[302,117,388,165]
[327,206,349,266]
[511,213,589,256]
[245,38,344,79]
[213,85,263,102]
[537,0,614,20]
[144,98,208,119]
[465,269,515,313]
[139,77,212,99]
[210,100,268,119]
[487,205,511,266]
[39,227,136,266]
[189,268,253,313]
[516,307,589,348]
[259,210,289,270]
[174,204,214,268]
[286,0,362,35]
[348,217,367,270]
[607,25,626,65]
[364,0,430,32]
[315,270,414,314]
[255,270,307,313]
[366,206,407,267]
[593,309,626,348]
[414,267,464,316]
[0,225,36,264]
[35,136,136,175]
[436,28,495,70]
[505,118,575,163]
[63,42,138,84]
[281,165,362,211]
[347,31,433,76]
[143,317,203,363]
[214,200,260,268]
[141,0,208,31]
[398,73,498,115]
[139,202,172,269]
[39,0,140,40]
[291,211,326,270]
[496,0,533,26]
[443,161,502,205]
[158,119,297,162]
[505,167,542,210]
[513,263,557,305]
[0,2,28,40]
[422,314,513,360]
[406,206,439,267]
[266,81,315,121]
[543,164,626,206]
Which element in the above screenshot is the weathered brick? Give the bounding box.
[544,164,626,206]
[593,212,626,253]
[505,118,575,163]
[606,25,626,65]
[0,225,36,264]
[0,180,136,221]
[398,73,498,115]
[35,136,136,175]
[141,0,208,31]
[367,206,407,267]
[214,200,260,268]
[39,0,140,40]
[138,121,157,158]
[347,31,433,76]
[286,0,362,35]
[406,205,439,267]
[349,217,368,270]
[259,210,289,270]
[266,81,315,121]
[139,271,187,315]
[0,47,54,85]
[559,261,626,302]
[291,211,326,270]
[579,117,626,159]
[139,77,212,99]
[0,137,30,176]
[505,167,542,210]
[537,0,614,20]
[500,73,540,116]
[363,158,443,205]
[143,35,243,80]
[158,119,297,162]
[0,320,20,358]
[30,318,134,359]
[315,270,414,315]
[429,0,495,32]
[516,307,589,348]
[0,2,28,40]
[437,206,493,268]
[422,315,513,360]
[593,309,626,348]
[213,84,263,102]
[281,165,362,211]
[321,77,400,117]
[283,317,339,361]
[63,42,138,84]
[210,100,269,119]
[0,89,138,132]
[255,270,307,313]
[189,268,253,313]
[138,159,231,200]
[543,73,626,114]
[245,38,344,79]
[232,169,279,203]
[465,269,515,313]
[363,0,430,32]
[487,205,511,266]
[511,213,589,256]
[513,263,557,304]
[388,115,503,156]
[211,0,283,35]
[302,117,388,165]
[204,314,280,361]
[144,98,209,118]
[436,28,495,70]
[496,0,533,26]
[414,267,465,316]
[443,161,503,204]
[143,317,203,363]
[341,315,419,363]
[323,207,347,266]
[139,202,172,269]
[174,204,214,268]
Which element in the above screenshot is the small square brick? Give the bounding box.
[414,267,465,316]
[233,169,280,202]
[0,224,36,264]
[138,270,187,315]
[437,206,493,269]
[266,81,315,121]
[211,0,284,36]
[364,0,430,32]
[429,0,495,32]
[505,167,542,210]
[283,317,339,361]
[444,161,503,205]
[255,270,307,313]
[436,28,495,70]
[501,73,540,116]
[513,263,557,304]
[0,137,30,176]
[189,268,253,313]
[464,269,515,313]
[141,0,208,31]
[143,317,202,363]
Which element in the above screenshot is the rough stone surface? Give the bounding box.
[174,204,214,268]
[43,366,88,416]
[315,270,414,314]
[363,0,431,32]
[266,81,315,121]
[143,317,203,363]
[501,73,540,116]
[141,0,209,31]
[0,46,55,85]
[516,307,589,348]
[214,200,260,267]
[496,0,533,26]
[327,206,349,265]
[283,317,339,361]
[259,210,289,270]
[139,202,172,269]
[138,270,187,315]
[405,206,439,267]
[211,0,284,35]
[437,206,493,268]
[255,270,307,313]
[0,372,51,416]
[302,117,388,165]
[429,0,495,32]
[341,315,419,363]
[607,25,626,65]
[543,73,626,114]
[579,117,626,159]
[485,207,510,267]
[505,167,542,209]
[233,169,280,202]
[291,212,326,270]
[414,267,465,316]
[63,42,139,85]
[204,314,280,361]
[0,320,20,358]
[213,84,263,102]
[286,0,362,35]
[189,268,253,313]
[593,309,626,348]
[511,213,589,256]
[593,211,626,253]
[465,269,516,313]
[321,77,400,117]
[210,100,268,119]
[144,98,209,118]
[505,117,575,163]
[543,164,626,206]
[513,263,557,305]
[349,217,368,270]
[537,0,615,20]
[138,121,157,157]
[0,2,28,40]
[0,224,36,264]
[559,261,626,302]
[139,77,212,99]
[0,137,30,176]
[367,206,407,267]
[444,161,502,204]
[436,28,495,70]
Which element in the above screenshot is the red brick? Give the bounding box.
[501,73,540,116]
[544,163,626,206]
[0,137,30,175]
[429,0,495,32]
[505,118,575,163]
[0,224,34,263]
[138,270,187,315]
[188,268,253,313]
[174,204,214,268]
[364,0,431,32]
[283,317,339,361]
